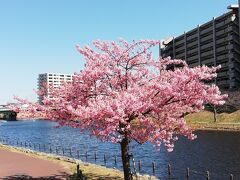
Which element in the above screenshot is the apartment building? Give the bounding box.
[38,73,73,104]
[160,4,240,89]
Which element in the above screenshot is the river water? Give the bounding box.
[0,120,240,179]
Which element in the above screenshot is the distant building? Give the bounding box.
[160,4,240,90]
[38,73,73,104]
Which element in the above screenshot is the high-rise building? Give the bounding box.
[38,73,73,104]
[160,4,240,89]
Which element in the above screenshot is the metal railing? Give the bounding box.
[0,137,238,179]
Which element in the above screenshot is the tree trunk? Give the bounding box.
[120,136,132,180]
[213,105,217,122]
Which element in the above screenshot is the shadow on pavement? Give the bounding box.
[2,172,71,180]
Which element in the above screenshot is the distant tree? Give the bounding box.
[213,105,217,122]
[205,104,218,122]
[13,39,226,180]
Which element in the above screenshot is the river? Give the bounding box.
[0,120,239,179]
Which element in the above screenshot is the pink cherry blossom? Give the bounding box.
[12,39,226,180]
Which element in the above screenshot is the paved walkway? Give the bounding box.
[0,147,70,179]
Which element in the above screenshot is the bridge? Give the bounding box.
[0,105,17,121]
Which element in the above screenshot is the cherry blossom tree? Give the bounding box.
[13,39,226,180]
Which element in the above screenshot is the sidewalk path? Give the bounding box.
[0,147,70,179]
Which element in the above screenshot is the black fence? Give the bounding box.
[0,137,237,180]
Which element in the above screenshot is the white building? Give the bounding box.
[38,73,73,104]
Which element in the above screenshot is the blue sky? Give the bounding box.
[0,0,237,104]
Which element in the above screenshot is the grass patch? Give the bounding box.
[186,110,240,123]
[186,110,240,131]
[217,110,240,123]
[185,111,215,123]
